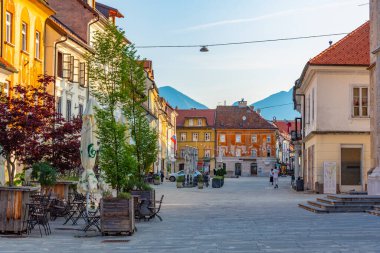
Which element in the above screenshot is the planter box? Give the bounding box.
[0,186,39,234]
[153,179,160,185]
[131,190,155,215]
[198,182,204,189]
[176,182,183,188]
[100,198,135,235]
[52,181,77,200]
[212,178,222,188]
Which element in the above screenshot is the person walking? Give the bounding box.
[273,167,279,189]
[160,169,165,183]
[269,169,274,185]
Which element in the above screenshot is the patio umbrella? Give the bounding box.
[78,98,98,201]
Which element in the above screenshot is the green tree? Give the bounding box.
[87,24,136,194]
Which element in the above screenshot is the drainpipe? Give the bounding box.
[86,13,100,100]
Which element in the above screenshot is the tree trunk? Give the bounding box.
[6,155,15,186]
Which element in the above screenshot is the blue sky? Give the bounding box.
[100,0,369,108]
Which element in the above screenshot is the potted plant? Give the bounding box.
[31,162,57,194]
[212,176,224,188]
[197,175,204,189]
[177,175,185,188]
[153,174,160,185]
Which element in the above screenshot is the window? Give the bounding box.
[180,133,187,141]
[251,149,257,157]
[35,31,40,59]
[267,146,271,157]
[69,56,74,82]
[236,134,241,143]
[79,62,86,86]
[56,97,62,116]
[204,149,211,158]
[192,133,198,141]
[57,52,63,78]
[3,81,10,97]
[306,95,310,124]
[236,149,241,157]
[205,132,211,141]
[66,100,72,120]
[180,149,186,158]
[21,22,27,51]
[312,88,315,122]
[189,119,193,126]
[220,134,226,142]
[251,134,257,143]
[197,119,202,126]
[267,135,271,143]
[79,104,83,118]
[6,12,12,43]
[353,87,369,117]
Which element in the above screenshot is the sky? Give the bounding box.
[100,0,369,108]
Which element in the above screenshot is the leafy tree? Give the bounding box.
[87,24,137,194]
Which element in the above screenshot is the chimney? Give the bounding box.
[238,98,247,108]
[257,109,261,115]
[224,100,226,106]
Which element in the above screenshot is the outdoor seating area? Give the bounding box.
[15,189,163,238]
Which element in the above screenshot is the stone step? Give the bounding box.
[307,200,333,209]
[306,200,373,212]
[373,205,380,211]
[317,197,380,206]
[327,194,380,202]
[367,209,380,217]
[298,203,328,213]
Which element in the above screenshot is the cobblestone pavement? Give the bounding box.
[2,177,380,253]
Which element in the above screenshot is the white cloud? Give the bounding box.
[181,1,360,31]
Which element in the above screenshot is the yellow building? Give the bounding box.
[175,109,216,174]
[2,0,54,91]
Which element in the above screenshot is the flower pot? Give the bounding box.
[153,178,160,185]
[176,181,183,188]
[100,197,135,235]
[198,182,204,189]
[212,178,222,188]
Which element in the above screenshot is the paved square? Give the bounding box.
[1,177,380,252]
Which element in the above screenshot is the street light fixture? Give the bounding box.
[200,46,209,52]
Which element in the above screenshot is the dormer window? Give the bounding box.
[189,119,193,126]
[198,119,202,126]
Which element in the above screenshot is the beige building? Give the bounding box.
[294,22,370,193]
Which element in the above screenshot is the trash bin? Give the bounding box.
[296,178,304,191]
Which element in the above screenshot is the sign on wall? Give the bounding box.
[324,161,337,194]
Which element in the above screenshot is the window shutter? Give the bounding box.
[63,54,71,79]
[69,56,75,82]
[79,62,86,86]
[72,58,79,83]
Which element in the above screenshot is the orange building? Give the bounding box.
[215,100,277,177]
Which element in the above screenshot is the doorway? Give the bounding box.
[250,163,257,176]
[179,163,184,171]
[235,163,242,176]
[341,147,362,192]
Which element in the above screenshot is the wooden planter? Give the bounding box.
[100,198,135,235]
[212,178,222,188]
[51,181,77,200]
[131,190,155,205]
[0,186,39,234]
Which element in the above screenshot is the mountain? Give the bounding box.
[251,88,300,120]
[158,86,208,109]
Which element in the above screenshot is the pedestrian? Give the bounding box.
[273,167,279,189]
[269,169,274,185]
[160,169,164,183]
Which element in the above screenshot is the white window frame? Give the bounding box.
[204,149,211,158]
[266,135,271,143]
[197,118,202,126]
[21,22,27,51]
[220,134,226,142]
[236,133,241,143]
[180,133,187,141]
[189,119,193,126]
[192,133,198,141]
[205,132,211,141]
[35,31,40,59]
[312,88,315,122]
[251,134,257,143]
[6,12,12,43]
[352,86,369,118]
[251,149,257,157]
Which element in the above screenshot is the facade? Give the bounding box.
[274,120,298,174]
[215,101,277,177]
[293,22,370,193]
[2,0,54,89]
[175,109,216,174]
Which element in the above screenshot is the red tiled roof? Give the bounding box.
[176,109,216,127]
[0,57,17,73]
[309,21,369,66]
[215,106,277,130]
[273,121,300,134]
